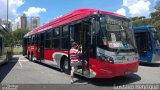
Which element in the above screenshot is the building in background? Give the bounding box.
[30,17,40,30]
[21,14,27,29]
[12,22,20,31]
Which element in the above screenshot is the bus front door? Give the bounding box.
[74,23,90,77]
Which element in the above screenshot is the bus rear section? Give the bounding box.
[23,9,139,78]
[133,26,160,63]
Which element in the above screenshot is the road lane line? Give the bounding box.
[18,60,22,67]
[10,60,28,62]
[19,60,29,61]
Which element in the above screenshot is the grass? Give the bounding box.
[4,47,22,55]
[13,47,23,54]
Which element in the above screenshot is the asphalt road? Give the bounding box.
[0,55,160,90]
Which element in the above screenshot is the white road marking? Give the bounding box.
[18,61,22,67]
[18,60,29,61]
[10,60,29,62]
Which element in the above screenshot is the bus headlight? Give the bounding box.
[102,56,114,64]
[108,57,114,63]
[97,53,114,64]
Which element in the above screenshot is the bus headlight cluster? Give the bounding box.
[100,55,114,64]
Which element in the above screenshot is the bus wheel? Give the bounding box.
[27,52,29,59]
[29,54,31,61]
[31,53,33,61]
[63,58,70,74]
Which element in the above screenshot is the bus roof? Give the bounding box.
[28,8,127,36]
[133,26,155,31]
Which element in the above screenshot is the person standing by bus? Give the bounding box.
[70,42,82,84]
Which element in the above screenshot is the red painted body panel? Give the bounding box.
[44,49,54,61]
[28,8,126,35]
[89,58,139,78]
[27,46,68,61]
[43,49,64,61]
[27,45,37,54]
[27,46,139,78]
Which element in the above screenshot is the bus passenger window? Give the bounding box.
[61,38,69,49]
[52,28,60,49]
[45,30,52,49]
[61,25,69,50]
[53,28,60,37]
[52,39,60,49]
[62,25,68,36]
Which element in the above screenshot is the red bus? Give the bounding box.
[23,9,139,78]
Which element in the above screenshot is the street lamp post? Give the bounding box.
[7,0,9,29]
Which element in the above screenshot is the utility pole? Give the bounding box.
[7,0,9,28]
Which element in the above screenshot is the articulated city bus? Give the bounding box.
[0,24,12,65]
[23,9,139,78]
[133,26,160,63]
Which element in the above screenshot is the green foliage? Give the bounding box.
[131,16,151,27]
[12,29,29,44]
[5,29,29,46]
[131,1,160,30]
[5,32,13,47]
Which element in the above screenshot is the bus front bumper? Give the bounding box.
[90,61,139,78]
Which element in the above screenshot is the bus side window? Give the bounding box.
[45,30,52,49]
[52,28,60,49]
[61,25,69,50]
[28,36,31,45]
[70,26,75,42]
[31,35,35,45]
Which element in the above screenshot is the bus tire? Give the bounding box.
[27,52,30,59]
[62,57,70,74]
[31,53,33,61]
[29,53,32,61]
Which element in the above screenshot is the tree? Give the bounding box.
[130,1,160,29]
[5,29,29,46]
[12,29,29,45]
[131,16,150,27]
[150,1,160,29]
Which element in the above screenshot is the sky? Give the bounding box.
[0,0,159,25]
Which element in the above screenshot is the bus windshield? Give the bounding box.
[100,15,135,51]
[151,28,160,50]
